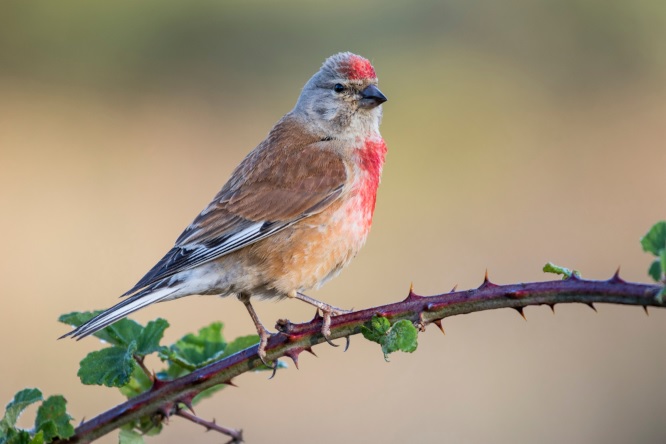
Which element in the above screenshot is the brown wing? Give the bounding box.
[122,115,347,296]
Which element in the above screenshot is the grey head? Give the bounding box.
[293,52,387,140]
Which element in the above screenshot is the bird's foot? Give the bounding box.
[238,293,277,370]
[254,322,277,370]
[295,292,351,349]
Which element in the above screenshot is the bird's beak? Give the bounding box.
[359,84,387,109]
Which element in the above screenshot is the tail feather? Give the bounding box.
[59,287,176,340]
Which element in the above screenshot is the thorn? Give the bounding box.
[586,302,597,312]
[404,283,422,301]
[450,284,458,292]
[643,305,649,316]
[268,363,278,380]
[343,336,351,352]
[547,303,556,313]
[206,418,217,432]
[157,405,172,420]
[513,306,527,320]
[284,349,301,370]
[223,379,238,388]
[178,397,196,415]
[568,272,581,281]
[609,267,625,284]
[304,346,317,357]
[151,375,168,390]
[478,269,497,289]
[431,319,445,335]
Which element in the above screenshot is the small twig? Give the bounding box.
[133,355,152,381]
[176,410,243,444]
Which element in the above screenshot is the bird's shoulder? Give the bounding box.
[176,113,348,245]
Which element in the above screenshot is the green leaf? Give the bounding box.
[543,262,581,279]
[162,322,227,369]
[59,311,143,347]
[2,388,42,430]
[34,396,74,441]
[218,335,259,359]
[648,259,662,282]
[118,365,153,399]
[361,316,391,344]
[641,221,666,256]
[119,428,145,444]
[135,319,169,355]
[361,316,419,361]
[2,428,31,444]
[657,287,666,305]
[28,430,44,444]
[78,343,137,387]
[384,320,418,356]
[33,422,56,443]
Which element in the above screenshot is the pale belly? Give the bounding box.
[244,188,374,298]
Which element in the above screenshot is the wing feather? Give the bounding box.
[122,115,347,296]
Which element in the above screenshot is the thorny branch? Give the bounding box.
[55,272,664,443]
[176,410,243,444]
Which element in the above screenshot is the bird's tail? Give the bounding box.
[59,286,177,340]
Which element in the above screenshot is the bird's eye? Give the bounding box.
[333,83,345,93]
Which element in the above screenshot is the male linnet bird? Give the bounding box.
[61,52,388,365]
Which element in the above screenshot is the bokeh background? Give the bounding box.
[1,1,665,443]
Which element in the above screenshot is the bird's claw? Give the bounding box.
[320,306,351,348]
[254,324,278,374]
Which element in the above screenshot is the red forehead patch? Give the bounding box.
[346,55,376,80]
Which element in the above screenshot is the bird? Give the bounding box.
[60,52,388,365]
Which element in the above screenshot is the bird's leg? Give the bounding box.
[237,294,276,369]
[292,292,351,347]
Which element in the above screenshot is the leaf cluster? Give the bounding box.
[56,313,271,441]
[361,316,418,361]
[0,389,74,444]
[641,221,666,301]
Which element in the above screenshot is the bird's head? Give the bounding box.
[295,52,387,140]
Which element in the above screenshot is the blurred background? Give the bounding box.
[1,1,665,443]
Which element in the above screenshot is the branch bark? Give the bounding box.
[56,273,664,443]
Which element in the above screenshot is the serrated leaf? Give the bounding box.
[2,428,31,444]
[34,395,74,441]
[78,343,137,387]
[648,259,662,282]
[361,316,391,344]
[119,428,144,444]
[59,311,143,347]
[135,319,169,355]
[641,221,666,256]
[2,388,42,430]
[361,316,419,362]
[163,322,227,369]
[385,320,418,355]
